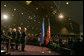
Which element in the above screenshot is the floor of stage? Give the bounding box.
[8,45,60,55]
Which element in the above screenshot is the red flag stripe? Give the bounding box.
[46,24,51,45]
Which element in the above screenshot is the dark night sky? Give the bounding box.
[1,1,83,34]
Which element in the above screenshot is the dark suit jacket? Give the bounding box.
[16,30,21,39]
[21,31,27,44]
[16,30,22,44]
[12,31,16,41]
[8,31,12,36]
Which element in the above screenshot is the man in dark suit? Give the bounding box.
[16,27,22,50]
[21,27,27,51]
[11,28,17,49]
[8,28,12,36]
[7,28,12,50]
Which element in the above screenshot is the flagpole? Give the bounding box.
[40,18,45,53]
[42,18,44,53]
[46,18,52,54]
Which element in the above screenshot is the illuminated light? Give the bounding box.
[36,8,38,10]
[26,1,32,5]
[21,13,23,15]
[14,9,16,11]
[1,50,5,52]
[58,14,64,19]
[3,14,8,20]
[66,2,69,5]
[48,51,51,53]
[41,51,44,53]
[52,10,57,15]
[4,5,7,7]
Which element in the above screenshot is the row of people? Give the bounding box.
[4,27,27,51]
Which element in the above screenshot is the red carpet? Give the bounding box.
[9,45,60,55]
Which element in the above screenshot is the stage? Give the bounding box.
[9,45,60,55]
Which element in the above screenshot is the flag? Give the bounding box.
[40,19,45,46]
[46,19,51,45]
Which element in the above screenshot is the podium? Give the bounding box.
[1,34,12,55]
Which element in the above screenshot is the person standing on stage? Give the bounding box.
[16,27,22,50]
[11,28,17,49]
[7,28,12,50]
[21,27,27,51]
